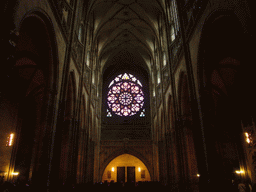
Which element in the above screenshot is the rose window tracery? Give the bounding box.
[107,73,145,117]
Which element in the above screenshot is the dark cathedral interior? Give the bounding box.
[0,0,255,191]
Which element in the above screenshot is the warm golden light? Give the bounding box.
[12,172,19,176]
[9,133,14,146]
[244,132,252,144]
[197,174,200,177]
[235,170,244,174]
[7,133,14,146]
[138,167,141,172]
[102,154,151,183]
[112,167,114,172]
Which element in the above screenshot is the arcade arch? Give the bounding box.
[198,12,254,188]
[177,73,199,190]
[1,11,59,186]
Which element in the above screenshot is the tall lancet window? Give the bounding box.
[107,73,145,117]
[169,0,180,42]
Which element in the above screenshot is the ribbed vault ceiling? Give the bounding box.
[88,0,165,73]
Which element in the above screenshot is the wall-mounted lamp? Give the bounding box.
[235,170,244,174]
[7,133,14,147]
[111,167,114,172]
[138,167,141,172]
[245,132,252,144]
[197,174,200,177]
[12,172,19,176]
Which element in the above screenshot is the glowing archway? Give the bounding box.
[102,154,151,183]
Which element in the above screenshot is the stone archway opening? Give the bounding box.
[0,12,59,186]
[102,154,151,183]
[198,13,253,189]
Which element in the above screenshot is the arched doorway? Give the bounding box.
[102,154,151,183]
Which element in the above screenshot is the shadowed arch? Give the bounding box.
[64,71,77,119]
[178,72,191,116]
[167,94,175,132]
[17,9,59,86]
[7,10,59,186]
[176,72,199,190]
[197,10,253,189]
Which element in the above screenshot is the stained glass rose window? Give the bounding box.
[107,73,144,117]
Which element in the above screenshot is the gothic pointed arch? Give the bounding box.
[166,95,179,189]
[101,60,151,140]
[4,10,59,186]
[177,72,199,191]
[167,94,175,132]
[197,11,253,188]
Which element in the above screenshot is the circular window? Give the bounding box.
[107,73,144,117]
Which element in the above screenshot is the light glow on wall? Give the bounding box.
[12,172,19,176]
[235,170,245,174]
[7,133,14,146]
[245,132,252,144]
